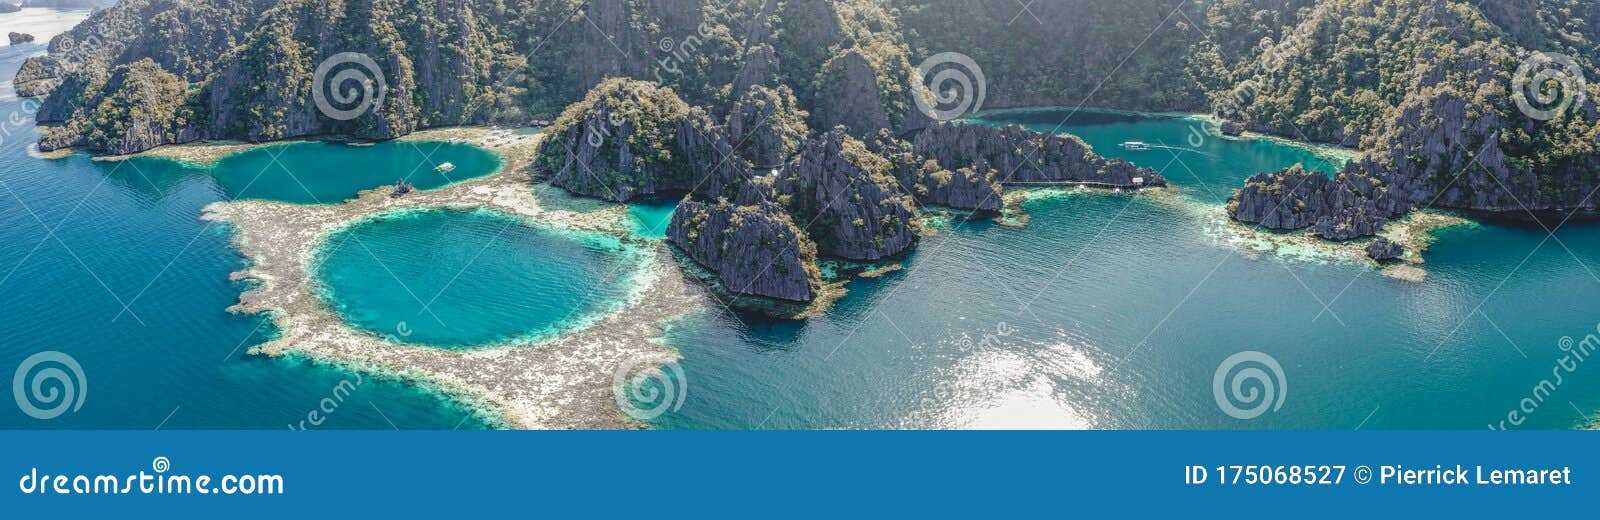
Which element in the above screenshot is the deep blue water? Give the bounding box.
[314,208,637,348]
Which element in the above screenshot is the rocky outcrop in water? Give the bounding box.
[1365,238,1403,261]
[774,127,921,260]
[913,122,1166,188]
[8,32,34,45]
[1227,162,1407,241]
[13,55,60,98]
[0,3,19,14]
[666,193,821,303]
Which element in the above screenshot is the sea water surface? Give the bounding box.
[314,208,637,348]
[0,8,487,428]
[646,108,1600,430]
[210,141,500,204]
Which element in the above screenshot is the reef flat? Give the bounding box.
[201,128,709,429]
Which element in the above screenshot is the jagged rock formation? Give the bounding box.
[74,59,198,153]
[18,0,942,155]
[13,55,59,98]
[810,51,894,136]
[667,193,822,303]
[8,32,34,45]
[1213,0,1600,238]
[1227,162,1406,241]
[727,84,808,169]
[773,127,921,261]
[1366,238,1404,261]
[866,129,1001,211]
[913,122,1166,188]
[532,78,751,202]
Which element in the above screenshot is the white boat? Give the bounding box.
[435,162,456,173]
[1120,141,1150,150]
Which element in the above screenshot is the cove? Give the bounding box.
[312,208,637,348]
[0,10,487,429]
[210,141,500,204]
[646,108,1600,430]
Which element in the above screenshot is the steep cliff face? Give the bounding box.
[13,55,61,98]
[79,59,200,154]
[810,51,893,136]
[774,127,921,260]
[913,122,1166,187]
[666,195,822,303]
[533,78,754,201]
[727,84,808,169]
[1226,19,1600,240]
[1213,0,1600,234]
[866,129,1001,211]
[1228,161,1408,241]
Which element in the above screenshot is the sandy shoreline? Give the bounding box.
[198,127,711,429]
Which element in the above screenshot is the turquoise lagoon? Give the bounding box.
[0,140,490,428]
[313,208,637,348]
[210,141,500,204]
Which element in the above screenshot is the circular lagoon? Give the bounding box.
[211,141,500,204]
[313,208,639,348]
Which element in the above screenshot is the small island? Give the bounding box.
[8,32,33,45]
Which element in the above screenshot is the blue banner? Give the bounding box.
[1,431,1591,517]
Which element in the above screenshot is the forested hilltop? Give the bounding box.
[16,0,1600,233]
